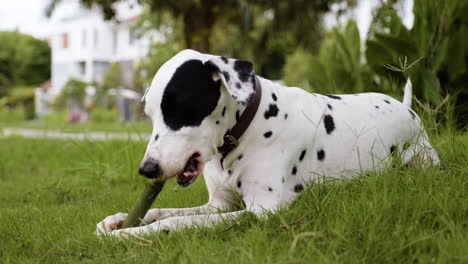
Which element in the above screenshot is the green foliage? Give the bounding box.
[296,21,371,94]
[135,42,179,85]
[7,86,35,104]
[282,48,313,89]
[41,111,67,123]
[7,86,36,120]
[89,107,120,123]
[298,0,467,128]
[53,79,88,110]
[101,62,123,91]
[366,0,468,128]
[0,106,25,123]
[48,0,340,78]
[0,31,51,96]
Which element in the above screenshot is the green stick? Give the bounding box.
[121,180,166,228]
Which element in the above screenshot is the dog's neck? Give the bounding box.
[217,76,262,158]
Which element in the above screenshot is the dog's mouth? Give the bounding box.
[176,152,203,187]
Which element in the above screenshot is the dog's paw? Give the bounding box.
[96,212,127,236]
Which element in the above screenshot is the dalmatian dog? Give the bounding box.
[96,49,439,237]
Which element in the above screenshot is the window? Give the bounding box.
[62,33,68,49]
[93,29,99,48]
[112,30,118,54]
[82,29,87,48]
[78,61,86,76]
[129,30,138,45]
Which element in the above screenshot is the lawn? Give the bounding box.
[0,131,467,263]
[0,120,152,134]
[0,108,152,133]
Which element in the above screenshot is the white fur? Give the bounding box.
[97,50,439,237]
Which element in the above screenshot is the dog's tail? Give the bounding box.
[402,78,412,108]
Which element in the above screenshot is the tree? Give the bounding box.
[0,31,51,96]
[47,0,340,53]
[52,79,88,110]
[102,62,123,91]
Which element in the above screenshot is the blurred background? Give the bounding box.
[0,0,466,131]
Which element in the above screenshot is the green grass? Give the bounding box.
[0,120,152,133]
[0,132,467,263]
[0,107,152,133]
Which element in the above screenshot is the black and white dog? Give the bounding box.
[97,49,439,237]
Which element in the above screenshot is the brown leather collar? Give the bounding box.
[217,76,262,158]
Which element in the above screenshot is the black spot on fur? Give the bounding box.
[327,104,333,110]
[268,187,273,192]
[264,104,279,119]
[237,181,242,188]
[323,114,336,135]
[384,99,391,104]
[272,93,277,101]
[236,82,241,89]
[161,60,221,131]
[390,145,397,154]
[317,149,325,161]
[324,94,342,100]
[284,113,288,119]
[233,60,253,82]
[299,149,307,161]
[264,131,273,138]
[228,169,232,175]
[409,109,416,120]
[220,56,228,64]
[216,120,220,125]
[282,177,285,183]
[222,106,226,117]
[294,184,304,193]
[154,134,159,141]
[222,71,230,82]
[237,154,243,160]
[292,166,297,175]
[375,105,379,109]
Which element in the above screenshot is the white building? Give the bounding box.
[45,1,160,96]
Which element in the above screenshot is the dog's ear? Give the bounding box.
[205,56,256,106]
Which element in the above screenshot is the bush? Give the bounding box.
[52,79,88,110]
[41,112,67,124]
[0,106,24,123]
[282,48,313,90]
[8,87,35,120]
[0,31,51,96]
[89,107,120,123]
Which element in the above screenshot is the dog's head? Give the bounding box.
[139,49,256,186]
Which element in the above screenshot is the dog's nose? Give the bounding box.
[138,159,162,179]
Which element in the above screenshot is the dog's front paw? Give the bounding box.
[96,212,127,235]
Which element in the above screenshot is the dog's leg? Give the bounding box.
[110,206,277,237]
[111,210,246,237]
[96,194,232,234]
[403,131,440,167]
[142,202,226,222]
[142,159,236,222]
[110,191,284,237]
[96,160,234,235]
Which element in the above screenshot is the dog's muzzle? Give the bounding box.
[139,159,162,179]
